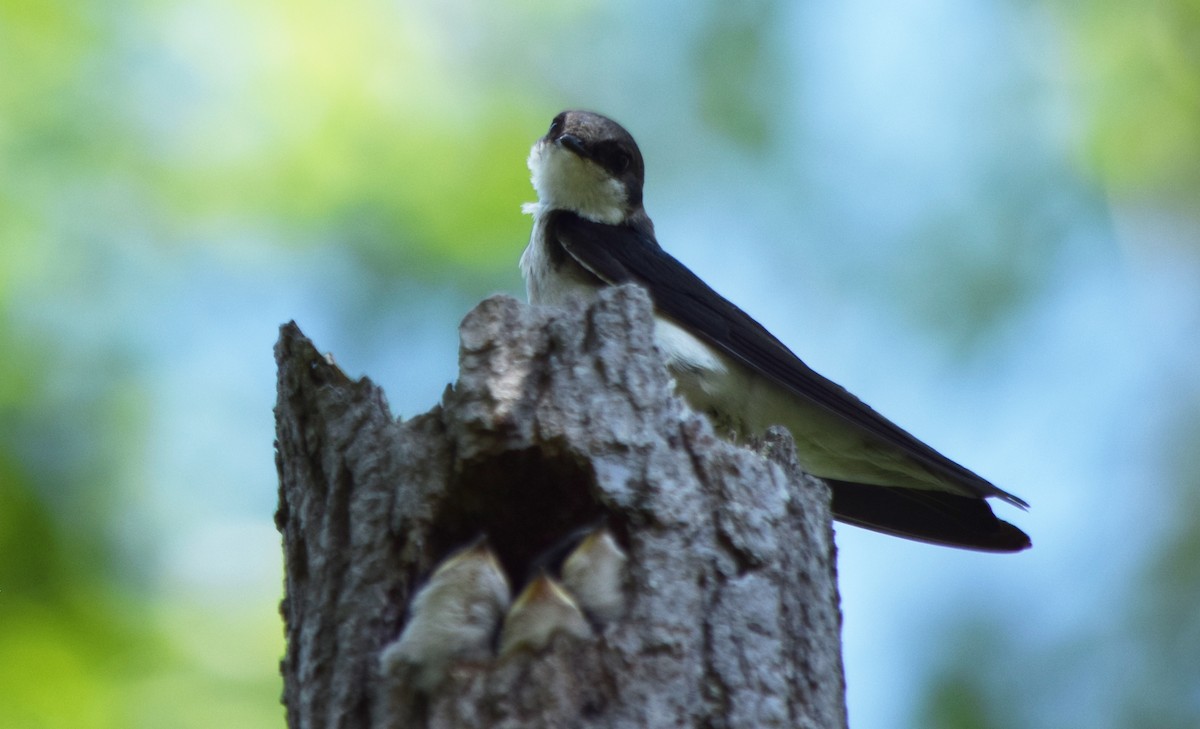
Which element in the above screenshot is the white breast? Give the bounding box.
[520,207,604,306]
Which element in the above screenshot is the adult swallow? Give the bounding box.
[520,110,1030,552]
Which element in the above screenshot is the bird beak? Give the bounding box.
[556,133,587,157]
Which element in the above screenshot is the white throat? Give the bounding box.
[524,141,627,225]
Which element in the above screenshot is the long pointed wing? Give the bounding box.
[547,210,1028,509]
[829,480,1030,551]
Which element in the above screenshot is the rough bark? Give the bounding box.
[275,284,848,729]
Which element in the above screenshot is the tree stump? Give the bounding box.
[274,285,848,728]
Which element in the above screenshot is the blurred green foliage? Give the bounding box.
[910,3,1200,723]
[691,1,785,151]
[0,0,562,721]
[0,0,542,278]
[1064,0,1200,212]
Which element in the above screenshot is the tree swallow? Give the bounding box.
[379,538,511,690]
[561,526,628,625]
[521,110,1030,552]
[499,572,593,656]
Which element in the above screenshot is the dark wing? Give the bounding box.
[548,211,1030,551]
[828,480,1029,551]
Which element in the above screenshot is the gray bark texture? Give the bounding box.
[275,284,848,729]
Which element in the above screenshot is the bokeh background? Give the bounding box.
[3,0,1198,726]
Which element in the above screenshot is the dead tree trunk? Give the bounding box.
[274,285,848,729]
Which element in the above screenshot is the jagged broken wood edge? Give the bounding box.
[275,284,848,729]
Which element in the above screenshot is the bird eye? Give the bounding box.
[612,150,631,173]
[548,117,563,137]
